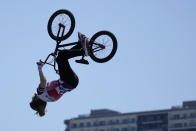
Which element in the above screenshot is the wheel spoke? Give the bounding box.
[91,35,113,59]
[49,10,75,41]
[52,14,71,36]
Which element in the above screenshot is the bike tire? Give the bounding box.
[89,31,117,63]
[47,9,75,41]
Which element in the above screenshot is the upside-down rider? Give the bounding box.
[30,32,89,116]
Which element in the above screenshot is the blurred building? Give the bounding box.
[64,101,196,131]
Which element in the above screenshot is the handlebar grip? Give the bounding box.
[39,59,45,64]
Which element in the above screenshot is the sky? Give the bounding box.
[0,0,196,131]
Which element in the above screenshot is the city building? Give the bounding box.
[64,101,196,131]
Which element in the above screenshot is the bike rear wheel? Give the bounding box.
[89,31,117,63]
[47,9,75,41]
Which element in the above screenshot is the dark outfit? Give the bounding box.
[36,45,84,102]
[56,45,84,88]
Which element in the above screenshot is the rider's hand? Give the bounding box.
[37,61,44,70]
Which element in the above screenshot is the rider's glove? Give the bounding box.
[37,62,44,71]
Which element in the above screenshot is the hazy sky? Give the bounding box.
[0,0,196,131]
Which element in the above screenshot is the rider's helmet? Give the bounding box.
[29,93,47,117]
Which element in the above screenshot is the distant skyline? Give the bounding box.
[69,100,196,117]
[0,0,195,131]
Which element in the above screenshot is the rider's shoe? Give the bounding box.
[75,59,89,65]
[78,32,89,56]
[78,32,86,40]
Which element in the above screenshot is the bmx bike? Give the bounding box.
[41,9,118,72]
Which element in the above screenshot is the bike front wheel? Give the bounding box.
[89,31,118,63]
[47,9,75,41]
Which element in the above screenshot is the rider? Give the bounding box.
[29,32,89,116]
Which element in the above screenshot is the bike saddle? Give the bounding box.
[75,59,89,65]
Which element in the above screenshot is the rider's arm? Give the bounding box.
[38,69,47,88]
[37,62,46,88]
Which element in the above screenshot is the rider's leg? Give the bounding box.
[58,43,84,59]
[69,42,89,64]
[57,59,79,87]
[56,49,83,87]
[70,43,82,50]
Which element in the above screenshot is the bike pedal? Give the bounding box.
[75,59,89,65]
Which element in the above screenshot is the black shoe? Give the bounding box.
[75,59,89,65]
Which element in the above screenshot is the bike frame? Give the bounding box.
[41,23,106,72]
[41,41,80,72]
[41,23,80,72]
